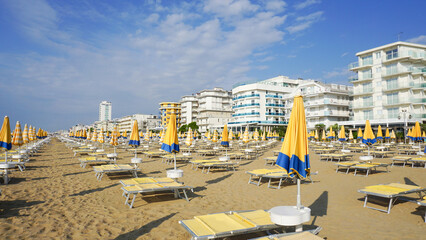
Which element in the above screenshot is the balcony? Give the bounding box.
[265,94,283,99]
[232,112,260,117]
[348,61,372,70]
[265,103,285,107]
[266,112,285,116]
[383,51,426,64]
[353,88,373,96]
[382,67,410,78]
[232,94,260,100]
[352,102,374,109]
[232,103,260,109]
[383,99,411,107]
[383,83,412,92]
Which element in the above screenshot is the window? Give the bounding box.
[376,67,381,73]
[363,110,373,120]
[386,64,397,75]
[376,96,382,101]
[387,92,399,105]
[362,83,373,92]
[375,52,381,59]
[386,78,398,90]
[362,69,372,79]
[363,96,373,106]
[388,108,399,119]
[386,48,398,60]
[361,55,373,65]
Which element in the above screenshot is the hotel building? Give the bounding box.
[347,41,425,127]
[159,102,182,128]
[99,101,112,121]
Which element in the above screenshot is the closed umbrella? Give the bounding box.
[12,121,24,150]
[129,120,141,158]
[0,116,12,161]
[22,124,29,146]
[357,128,363,140]
[385,128,390,143]
[110,125,119,154]
[185,128,193,147]
[362,120,376,156]
[314,130,319,141]
[91,129,98,142]
[376,125,383,142]
[160,129,166,143]
[321,129,326,141]
[275,96,310,210]
[348,129,354,142]
[338,125,346,142]
[212,130,218,143]
[262,130,266,142]
[98,129,105,148]
[161,114,180,172]
[390,130,396,140]
[144,128,150,142]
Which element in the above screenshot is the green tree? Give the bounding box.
[178,124,188,133]
[188,122,199,131]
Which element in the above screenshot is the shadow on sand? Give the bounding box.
[69,183,119,197]
[0,200,45,218]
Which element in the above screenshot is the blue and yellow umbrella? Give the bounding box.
[412,121,422,142]
[161,114,179,153]
[385,128,390,140]
[376,125,383,141]
[338,125,346,142]
[0,116,12,151]
[185,128,193,146]
[212,130,218,143]
[129,120,140,146]
[23,124,29,145]
[357,128,363,139]
[221,125,229,147]
[12,121,24,149]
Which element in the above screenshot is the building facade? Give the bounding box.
[283,81,353,129]
[180,95,198,124]
[347,41,425,127]
[117,114,160,133]
[229,76,303,130]
[99,101,112,121]
[159,102,182,128]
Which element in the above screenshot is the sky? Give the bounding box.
[0,0,425,131]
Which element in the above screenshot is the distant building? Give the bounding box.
[116,114,160,133]
[347,41,425,127]
[159,102,182,127]
[180,95,198,124]
[99,101,112,121]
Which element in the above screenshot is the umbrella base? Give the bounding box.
[269,206,311,228]
[167,169,183,179]
[359,155,373,161]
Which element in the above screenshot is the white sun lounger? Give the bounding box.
[93,164,139,180]
[358,183,426,214]
[79,157,115,168]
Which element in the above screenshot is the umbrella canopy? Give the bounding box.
[193,130,198,139]
[262,130,266,141]
[12,121,24,147]
[87,130,92,140]
[362,120,376,145]
[276,95,310,179]
[412,121,422,142]
[385,128,390,139]
[357,128,363,139]
[407,128,412,140]
[110,125,119,146]
[91,129,98,142]
[338,125,346,142]
[36,128,43,139]
[376,125,383,140]
[139,130,144,138]
[242,128,250,143]
[144,129,150,141]
[253,130,259,142]
[0,116,12,150]
[122,131,128,139]
[160,129,166,143]
[97,130,105,143]
[221,125,229,147]
[128,120,140,147]
[321,129,326,141]
[314,130,319,140]
[106,131,110,138]
[206,131,211,141]
[228,130,234,140]
[161,114,179,153]
[23,124,29,144]
[82,129,87,140]
[326,126,334,139]
[185,128,193,146]
[422,131,426,139]
[212,130,218,143]
[391,130,396,139]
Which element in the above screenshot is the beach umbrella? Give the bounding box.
[123,131,128,139]
[338,125,346,142]
[262,130,266,141]
[160,129,166,143]
[412,121,422,142]
[314,130,319,140]
[275,96,310,210]
[193,130,197,140]
[30,126,35,141]
[362,120,376,155]
[144,128,150,142]
[149,131,153,139]
[407,128,412,142]
[36,128,43,139]
[376,125,383,142]
[82,129,87,140]
[391,130,396,140]
[212,130,218,143]
[106,131,110,138]
[0,116,12,163]
[253,130,259,142]
[110,125,119,154]
[91,129,98,142]
[207,131,211,141]
[228,130,234,140]
[178,131,182,139]
[139,130,143,139]
[242,128,250,144]
[326,126,334,140]
[385,128,390,142]
[321,129,326,141]
[161,114,180,171]
[221,125,229,147]
[69,130,73,138]
[422,131,426,141]
[98,129,105,148]
[12,121,24,149]
[22,124,29,145]
[129,120,141,158]
[348,129,354,142]
[357,128,363,140]
[185,128,193,147]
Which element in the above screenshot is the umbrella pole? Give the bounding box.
[296,178,301,210]
[174,153,177,171]
[5,150,7,163]
[134,148,137,158]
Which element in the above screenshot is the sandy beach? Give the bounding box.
[0,138,425,239]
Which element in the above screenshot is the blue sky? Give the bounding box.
[0,0,425,131]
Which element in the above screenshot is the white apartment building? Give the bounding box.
[230,76,303,130]
[179,87,232,132]
[347,41,425,127]
[99,101,112,121]
[283,81,353,130]
[116,114,160,133]
[180,95,198,124]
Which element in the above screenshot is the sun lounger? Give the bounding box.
[189,159,221,170]
[179,210,280,240]
[249,227,323,239]
[264,157,276,166]
[144,151,167,159]
[368,150,395,158]
[358,183,426,214]
[93,164,139,180]
[79,157,115,168]
[161,154,192,164]
[408,157,426,168]
[320,153,353,162]
[246,169,287,187]
[351,163,389,177]
[199,161,238,173]
[121,181,193,208]
[119,177,175,186]
[335,161,359,174]
[197,149,217,156]
[391,156,412,167]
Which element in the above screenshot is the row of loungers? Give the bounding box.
[335,162,389,176]
[246,169,290,189]
[391,156,426,168]
[189,159,239,173]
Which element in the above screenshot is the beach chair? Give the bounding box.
[246,169,287,187]
[417,199,426,223]
[93,164,139,180]
[144,151,167,159]
[351,163,389,177]
[249,227,323,239]
[264,157,276,166]
[121,181,193,208]
[199,161,239,174]
[161,154,192,164]
[179,210,280,240]
[335,161,359,174]
[79,157,115,168]
[408,157,426,168]
[358,183,426,214]
[119,177,175,186]
[391,156,412,167]
[189,159,220,170]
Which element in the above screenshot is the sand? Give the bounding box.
[0,138,425,239]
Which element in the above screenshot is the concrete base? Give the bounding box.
[167,169,183,179]
[131,158,142,164]
[359,155,373,161]
[219,156,230,161]
[269,206,311,227]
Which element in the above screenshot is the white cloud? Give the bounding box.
[286,11,323,34]
[341,52,348,57]
[204,0,259,18]
[294,0,321,10]
[288,54,297,58]
[406,35,426,45]
[265,0,287,13]
[323,67,350,79]
[295,11,323,21]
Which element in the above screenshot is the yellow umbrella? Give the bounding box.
[338,125,346,141]
[253,130,259,142]
[385,128,390,140]
[23,124,29,145]
[161,114,180,171]
[144,128,150,142]
[129,120,140,158]
[221,125,229,147]
[123,131,128,139]
[160,129,166,143]
[185,128,193,146]
[362,120,376,155]
[407,128,412,141]
[275,96,310,209]
[376,125,383,141]
[91,129,98,142]
[262,130,266,141]
[212,130,218,143]
[139,130,144,138]
[390,130,396,139]
[82,129,87,140]
[326,126,334,140]
[106,131,110,138]
[348,129,353,140]
[193,130,198,140]
[321,129,326,141]
[314,130,319,140]
[98,129,105,144]
[0,116,12,152]
[228,130,234,140]
[357,128,363,139]
[12,121,24,148]
[242,128,250,144]
[207,131,211,141]
[110,125,119,154]
[422,131,426,140]
[412,121,422,142]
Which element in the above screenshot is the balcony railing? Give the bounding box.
[232,103,260,108]
[348,62,359,69]
[232,94,260,100]
[266,113,285,116]
[265,94,282,99]
[265,104,285,107]
[348,60,372,69]
[383,67,410,77]
[232,112,260,117]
